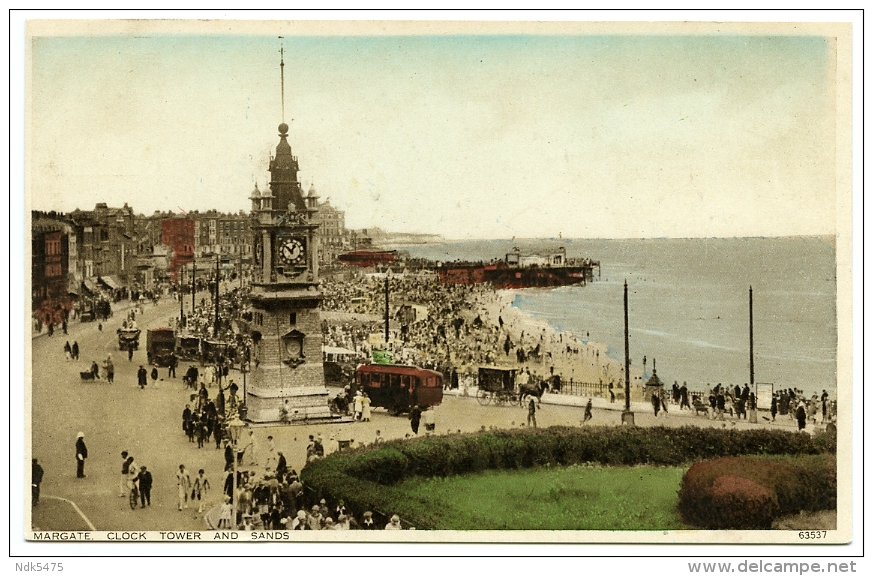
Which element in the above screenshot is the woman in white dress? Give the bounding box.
[353,392,363,421]
[361,393,372,422]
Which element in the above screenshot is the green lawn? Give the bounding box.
[393,464,690,530]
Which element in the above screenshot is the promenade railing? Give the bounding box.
[553,379,609,398]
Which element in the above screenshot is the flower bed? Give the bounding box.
[677,454,837,529]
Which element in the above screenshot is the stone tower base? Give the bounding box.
[246,386,334,424]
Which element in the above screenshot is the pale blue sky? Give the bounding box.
[29,29,836,238]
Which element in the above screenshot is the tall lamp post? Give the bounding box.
[214,254,221,336]
[226,415,245,530]
[622,280,635,425]
[384,273,390,345]
[191,254,196,314]
[749,286,757,423]
[239,345,250,420]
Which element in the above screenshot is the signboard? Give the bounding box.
[372,349,392,365]
[756,383,774,411]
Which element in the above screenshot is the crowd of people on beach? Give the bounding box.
[320,274,617,396]
[321,274,500,370]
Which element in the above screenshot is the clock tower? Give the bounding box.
[246,118,332,423]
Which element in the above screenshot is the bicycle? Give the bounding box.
[129,483,139,510]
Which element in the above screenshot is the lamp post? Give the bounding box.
[240,346,250,419]
[384,273,390,346]
[622,280,635,426]
[226,415,245,530]
[215,254,220,336]
[749,286,757,424]
[191,254,196,314]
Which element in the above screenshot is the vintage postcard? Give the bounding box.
[21,18,854,547]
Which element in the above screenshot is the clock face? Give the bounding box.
[280,239,305,266]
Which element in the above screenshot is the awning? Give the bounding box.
[322,346,356,356]
[83,279,99,293]
[99,275,121,290]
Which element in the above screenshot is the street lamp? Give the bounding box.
[749,286,757,424]
[622,280,635,426]
[190,254,197,316]
[226,415,246,530]
[239,346,250,421]
[214,254,220,337]
[384,272,390,345]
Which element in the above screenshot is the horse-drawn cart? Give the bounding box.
[476,367,518,406]
[117,328,141,351]
[175,336,201,361]
[201,340,230,364]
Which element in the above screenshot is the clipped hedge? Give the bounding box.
[301,426,835,528]
[342,426,833,484]
[677,454,837,529]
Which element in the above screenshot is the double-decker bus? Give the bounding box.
[355,364,443,415]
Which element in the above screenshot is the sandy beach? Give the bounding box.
[473,289,646,399]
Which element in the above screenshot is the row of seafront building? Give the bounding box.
[31,192,363,327]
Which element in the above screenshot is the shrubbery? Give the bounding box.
[301,426,835,527]
[677,455,837,529]
[336,426,834,484]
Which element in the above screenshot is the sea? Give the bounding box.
[395,237,838,394]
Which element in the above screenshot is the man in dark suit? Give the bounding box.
[32,459,44,505]
[168,352,177,378]
[276,451,288,482]
[137,466,153,507]
[185,365,199,389]
[409,405,423,435]
[137,365,148,389]
[183,405,193,441]
[75,432,88,478]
